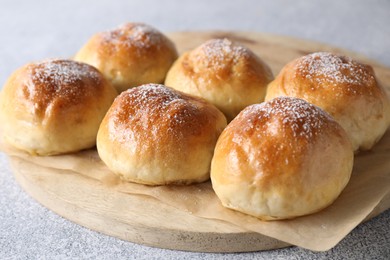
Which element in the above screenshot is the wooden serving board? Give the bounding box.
[6,31,390,253]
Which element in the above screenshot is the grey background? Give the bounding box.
[0,0,389,259]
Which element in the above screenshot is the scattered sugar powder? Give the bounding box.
[229,97,337,170]
[30,59,100,86]
[24,59,101,114]
[102,23,165,50]
[295,52,375,91]
[125,83,182,110]
[192,38,251,69]
[111,84,204,144]
[242,96,333,140]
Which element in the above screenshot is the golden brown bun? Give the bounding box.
[0,59,118,155]
[97,84,227,185]
[211,97,353,220]
[165,38,273,121]
[265,52,390,151]
[74,23,178,93]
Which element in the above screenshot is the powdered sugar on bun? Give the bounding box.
[294,52,377,96]
[240,97,333,140]
[0,59,118,155]
[211,96,353,220]
[165,38,273,121]
[101,23,169,52]
[266,52,390,151]
[75,23,178,92]
[97,84,227,185]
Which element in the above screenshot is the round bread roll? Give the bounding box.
[265,52,390,151]
[97,83,227,185]
[211,96,353,220]
[165,38,273,121]
[74,22,178,93]
[0,59,118,155]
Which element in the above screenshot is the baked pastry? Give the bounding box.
[211,96,353,220]
[0,59,118,155]
[265,52,390,151]
[165,38,273,121]
[97,84,227,185]
[74,22,178,92]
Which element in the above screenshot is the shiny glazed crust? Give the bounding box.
[74,23,178,92]
[265,52,390,151]
[97,84,227,185]
[165,38,273,121]
[0,59,118,155]
[211,97,354,220]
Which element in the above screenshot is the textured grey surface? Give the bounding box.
[0,0,389,259]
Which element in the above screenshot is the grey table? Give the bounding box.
[1,1,389,259]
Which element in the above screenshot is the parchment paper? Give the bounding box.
[1,129,389,251]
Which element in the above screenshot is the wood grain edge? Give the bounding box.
[9,156,290,253]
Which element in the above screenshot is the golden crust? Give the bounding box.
[211,97,353,220]
[97,84,227,185]
[265,52,390,151]
[165,38,273,121]
[74,23,178,92]
[0,59,118,155]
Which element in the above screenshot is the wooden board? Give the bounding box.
[7,31,390,253]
